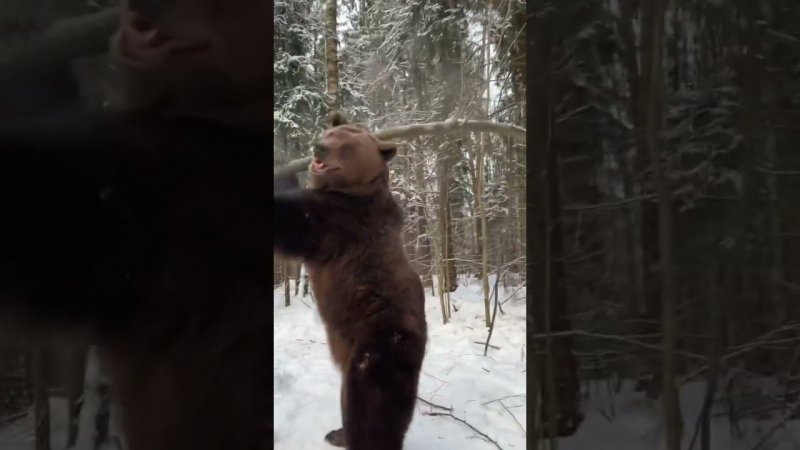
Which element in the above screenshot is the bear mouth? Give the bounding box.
[311,160,340,175]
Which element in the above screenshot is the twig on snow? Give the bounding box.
[424,412,504,449]
[499,400,526,434]
[416,396,452,412]
[298,297,312,309]
[474,341,500,350]
[750,399,800,450]
[481,394,526,406]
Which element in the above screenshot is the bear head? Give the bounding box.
[308,112,397,192]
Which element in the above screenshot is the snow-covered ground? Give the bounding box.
[273,275,528,450]
[5,273,800,450]
[561,379,800,450]
[0,396,69,450]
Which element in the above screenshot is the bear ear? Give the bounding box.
[377,140,397,162]
[328,111,348,127]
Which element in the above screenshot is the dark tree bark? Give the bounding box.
[528,7,583,440]
[32,346,50,450]
[640,0,683,447]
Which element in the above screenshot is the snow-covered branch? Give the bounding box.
[374,119,526,141]
[0,8,119,72]
[274,119,527,177]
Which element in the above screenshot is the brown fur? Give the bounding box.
[108,0,270,129]
[274,114,427,449]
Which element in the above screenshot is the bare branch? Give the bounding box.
[563,195,656,211]
[765,28,800,43]
[680,324,800,383]
[754,165,800,176]
[532,329,708,361]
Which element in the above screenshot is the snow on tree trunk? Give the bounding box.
[479,3,492,328]
[75,347,124,450]
[324,0,340,111]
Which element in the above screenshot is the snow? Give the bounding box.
[273,275,528,449]
[0,397,70,450]
[560,380,800,450]
[5,274,800,449]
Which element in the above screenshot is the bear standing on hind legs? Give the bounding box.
[274,113,427,450]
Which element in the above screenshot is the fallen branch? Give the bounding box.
[750,398,800,450]
[474,341,500,350]
[375,119,525,141]
[424,412,504,449]
[417,396,453,411]
[0,409,28,425]
[298,297,312,309]
[500,400,526,434]
[481,394,526,406]
[275,119,526,177]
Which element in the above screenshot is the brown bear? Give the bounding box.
[273,113,427,450]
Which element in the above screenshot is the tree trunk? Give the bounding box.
[324,0,340,111]
[620,0,662,394]
[765,131,784,330]
[32,346,50,450]
[478,137,490,326]
[65,347,88,448]
[412,142,434,288]
[292,262,301,297]
[479,6,491,327]
[529,10,583,440]
[641,0,682,448]
[432,224,449,325]
[283,261,291,307]
[75,347,123,450]
[438,146,457,294]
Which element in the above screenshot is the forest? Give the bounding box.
[530,1,800,450]
[0,0,797,449]
[0,2,124,450]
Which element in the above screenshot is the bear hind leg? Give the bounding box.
[343,329,425,450]
[324,381,347,447]
[324,428,345,447]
